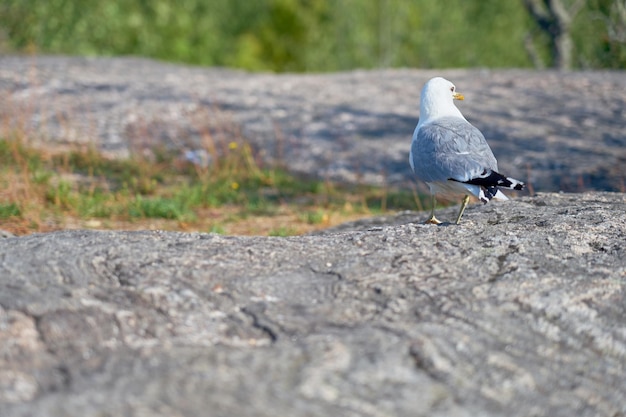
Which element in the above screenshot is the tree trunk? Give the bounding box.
[522,0,583,70]
[553,30,573,70]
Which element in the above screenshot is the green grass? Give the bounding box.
[0,135,426,236]
[0,203,21,219]
[269,226,298,237]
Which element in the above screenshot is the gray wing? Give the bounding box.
[410,117,498,183]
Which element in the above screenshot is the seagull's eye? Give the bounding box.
[450,86,455,92]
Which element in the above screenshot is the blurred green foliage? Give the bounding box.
[577,0,626,68]
[0,0,624,71]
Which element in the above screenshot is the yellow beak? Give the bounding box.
[453,92,465,101]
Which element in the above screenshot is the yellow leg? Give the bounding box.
[455,195,470,225]
[425,194,442,224]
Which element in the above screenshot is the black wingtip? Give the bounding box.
[453,170,525,191]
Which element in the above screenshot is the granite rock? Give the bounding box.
[1,192,625,417]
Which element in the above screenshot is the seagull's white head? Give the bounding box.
[418,77,466,127]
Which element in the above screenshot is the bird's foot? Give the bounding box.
[425,216,442,225]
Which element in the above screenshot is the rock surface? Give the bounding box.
[1,56,625,191]
[1,192,625,417]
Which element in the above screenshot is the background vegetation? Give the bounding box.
[1,0,625,72]
[0,129,422,236]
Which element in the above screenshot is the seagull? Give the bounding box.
[409,77,524,224]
